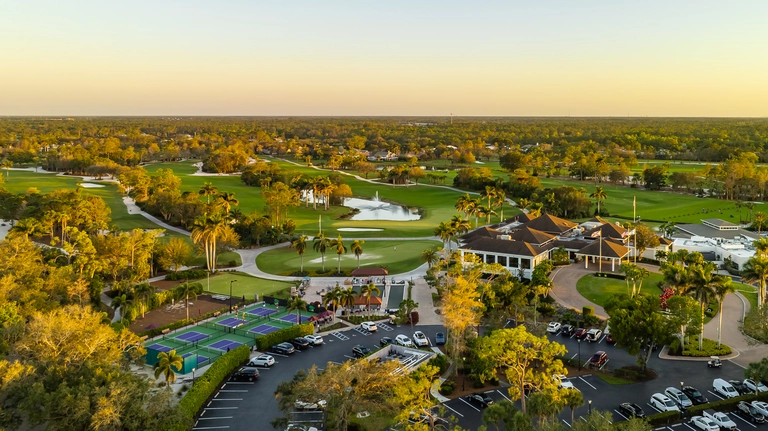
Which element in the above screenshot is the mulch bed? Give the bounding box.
[128,294,230,333]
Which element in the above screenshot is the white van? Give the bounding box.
[713,378,740,398]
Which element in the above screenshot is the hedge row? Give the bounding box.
[645,390,768,425]
[254,323,315,351]
[178,345,250,418]
[165,269,210,281]
[138,319,194,338]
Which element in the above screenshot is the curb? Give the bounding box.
[657,344,740,361]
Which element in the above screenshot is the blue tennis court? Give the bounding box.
[279,314,312,324]
[216,317,248,328]
[182,352,210,364]
[246,307,276,317]
[175,331,209,343]
[248,324,281,335]
[208,339,243,351]
[147,343,172,353]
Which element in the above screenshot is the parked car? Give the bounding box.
[247,354,275,367]
[413,331,429,347]
[291,337,310,350]
[752,401,768,417]
[744,379,768,393]
[231,366,259,382]
[703,409,737,431]
[574,328,588,339]
[707,356,722,368]
[605,333,616,345]
[361,321,378,332]
[665,387,693,409]
[304,335,324,345]
[737,401,767,423]
[650,393,680,412]
[380,336,393,346]
[589,351,608,368]
[270,342,295,355]
[285,424,319,431]
[435,332,446,345]
[690,416,720,431]
[712,378,739,398]
[728,380,751,395]
[618,403,645,419]
[554,374,577,390]
[586,329,603,342]
[352,345,371,358]
[682,386,708,405]
[547,322,562,333]
[560,324,574,337]
[408,413,449,428]
[464,393,493,408]
[395,334,413,347]
[294,399,327,411]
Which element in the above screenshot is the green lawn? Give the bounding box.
[594,373,633,385]
[202,272,296,300]
[256,239,442,276]
[576,273,666,306]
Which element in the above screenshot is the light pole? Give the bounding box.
[577,338,581,371]
[588,400,592,415]
[192,367,196,384]
[680,381,684,391]
[462,357,466,392]
[229,279,238,313]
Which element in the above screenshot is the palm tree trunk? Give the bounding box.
[186,293,189,321]
[300,254,304,272]
[717,301,724,349]
[700,304,705,351]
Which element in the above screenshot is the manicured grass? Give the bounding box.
[202,272,295,300]
[594,373,633,385]
[733,284,758,311]
[576,273,666,306]
[256,239,442,276]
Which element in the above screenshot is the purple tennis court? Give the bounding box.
[175,331,209,343]
[246,307,276,317]
[147,343,173,352]
[182,352,210,364]
[248,324,281,335]
[279,314,312,324]
[208,339,243,351]
[216,317,248,328]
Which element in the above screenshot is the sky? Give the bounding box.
[1,0,767,117]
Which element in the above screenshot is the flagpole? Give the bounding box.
[319,215,322,235]
[633,196,637,264]
[599,230,603,273]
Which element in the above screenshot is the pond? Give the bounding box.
[344,195,421,221]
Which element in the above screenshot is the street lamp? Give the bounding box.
[229,279,238,313]
[680,381,684,391]
[588,400,592,415]
[462,357,466,392]
[577,338,581,371]
[192,367,196,384]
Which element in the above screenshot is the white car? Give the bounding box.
[546,322,562,333]
[753,401,768,417]
[413,331,429,347]
[294,399,327,411]
[690,416,720,431]
[247,354,275,367]
[554,374,578,391]
[361,321,378,332]
[586,328,603,342]
[395,334,413,347]
[664,387,692,408]
[650,393,680,412]
[286,425,319,431]
[744,379,768,393]
[703,409,737,431]
[304,335,324,345]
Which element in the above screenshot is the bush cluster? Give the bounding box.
[667,337,732,357]
[165,269,210,281]
[427,354,449,375]
[439,380,455,395]
[178,345,250,418]
[254,323,315,351]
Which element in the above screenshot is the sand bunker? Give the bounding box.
[79,183,105,188]
[337,228,384,232]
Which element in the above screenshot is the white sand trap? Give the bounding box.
[307,254,382,264]
[79,183,105,188]
[337,228,384,232]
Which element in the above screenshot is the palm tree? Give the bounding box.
[331,235,347,274]
[199,182,218,205]
[467,197,481,228]
[350,240,364,268]
[420,246,440,269]
[134,283,155,318]
[562,388,584,425]
[517,198,531,212]
[1,159,12,179]
[434,222,452,251]
[153,350,184,386]
[753,237,768,257]
[324,288,340,321]
[455,194,474,219]
[742,255,768,306]
[713,278,735,349]
[174,282,199,322]
[339,286,356,315]
[476,205,496,226]
[360,283,381,318]
[287,295,308,325]
[291,235,308,273]
[110,294,134,321]
[481,186,497,218]
[10,218,41,240]
[752,211,768,234]
[590,186,607,215]
[313,233,330,272]
[680,262,720,351]
[218,192,239,218]
[493,188,506,222]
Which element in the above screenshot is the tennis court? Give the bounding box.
[215,317,249,329]
[278,314,313,324]
[248,324,283,335]
[246,307,277,317]
[174,331,210,343]
[207,339,244,351]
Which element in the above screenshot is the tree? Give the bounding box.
[339,286,356,315]
[134,283,154,318]
[455,194,475,219]
[217,191,239,218]
[111,294,135,322]
[360,283,381,318]
[474,326,566,414]
[666,294,702,351]
[619,263,650,298]
[9,218,42,240]
[174,282,201,322]
[153,349,184,386]
[191,213,236,272]
[713,280,736,348]
[331,234,347,274]
[323,288,340,321]
[442,276,483,380]
[434,222,452,251]
[158,237,193,272]
[681,262,725,350]
[590,186,607,215]
[562,388,584,425]
[313,233,330,272]
[350,239,364,268]
[604,294,674,371]
[483,400,531,431]
[643,165,667,190]
[742,255,768,306]
[394,364,453,431]
[1,158,12,179]
[199,182,218,205]
[420,246,441,269]
[745,357,768,385]
[291,235,308,273]
[633,224,660,260]
[287,295,308,325]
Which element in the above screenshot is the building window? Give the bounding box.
[509,257,519,268]
[497,256,507,266]
[521,258,531,269]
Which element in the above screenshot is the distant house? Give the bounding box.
[367,151,399,162]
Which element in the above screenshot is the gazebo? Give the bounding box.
[575,239,631,272]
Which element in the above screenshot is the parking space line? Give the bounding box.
[496,390,511,401]
[211,398,243,401]
[329,361,343,365]
[441,403,464,418]
[458,398,481,412]
[614,410,629,421]
[682,423,698,431]
[203,407,238,410]
[192,426,230,430]
[269,353,289,358]
[562,419,571,428]
[343,355,356,360]
[647,403,663,413]
[219,390,248,393]
[578,377,597,390]
[731,413,757,428]
[707,390,725,400]
[197,417,234,420]
[222,382,254,385]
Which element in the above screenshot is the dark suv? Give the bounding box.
[681,386,708,405]
[291,337,310,350]
[352,345,371,358]
[270,342,295,355]
[231,367,259,382]
[560,324,574,337]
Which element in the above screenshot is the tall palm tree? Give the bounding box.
[517,198,531,212]
[312,233,330,272]
[481,186,497,217]
[752,211,768,234]
[493,188,507,222]
[173,282,199,322]
[476,205,496,226]
[420,246,440,269]
[1,159,12,179]
[713,279,735,349]
[324,288,340,321]
[350,240,364,268]
[467,197,481,228]
[287,295,308,325]
[590,186,607,215]
[331,235,347,274]
[10,218,41,240]
[449,215,472,250]
[680,262,720,351]
[339,286,356,315]
[291,235,308,273]
[134,283,155,318]
[110,294,134,321]
[217,191,239,218]
[153,349,184,386]
[455,194,474,219]
[199,182,218,205]
[191,213,228,272]
[434,222,452,251]
[754,237,768,257]
[361,283,381,318]
[742,255,768,306]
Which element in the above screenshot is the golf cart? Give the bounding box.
[707,356,722,368]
